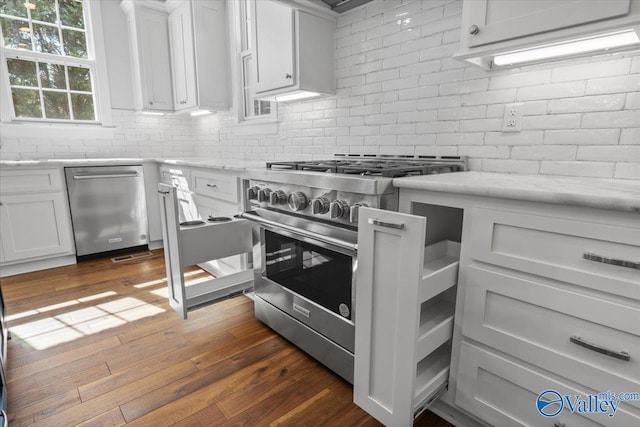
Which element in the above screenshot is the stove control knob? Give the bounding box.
[247,186,260,200]
[349,202,369,224]
[330,199,350,219]
[288,191,308,211]
[269,190,287,205]
[311,196,331,215]
[258,188,272,203]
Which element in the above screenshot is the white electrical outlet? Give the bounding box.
[502,103,523,132]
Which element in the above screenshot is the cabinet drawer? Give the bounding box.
[456,341,640,426]
[462,265,640,410]
[470,208,640,299]
[191,169,239,203]
[159,165,191,190]
[0,168,63,194]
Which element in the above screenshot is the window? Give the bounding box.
[0,0,103,123]
[237,0,274,122]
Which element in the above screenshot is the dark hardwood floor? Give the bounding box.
[1,249,453,426]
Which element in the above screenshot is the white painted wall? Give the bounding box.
[1,0,638,179]
[193,0,640,179]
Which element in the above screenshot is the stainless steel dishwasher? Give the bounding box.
[65,165,148,258]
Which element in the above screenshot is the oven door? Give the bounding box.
[241,209,357,353]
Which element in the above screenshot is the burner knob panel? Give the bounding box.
[311,197,331,215]
[269,190,287,205]
[349,202,369,224]
[329,199,350,219]
[247,186,260,200]
[258,188,272,203]
[288,191,308,211]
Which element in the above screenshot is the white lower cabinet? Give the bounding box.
[456,341,640,426]
[354,207,460,426]
[0,193,73,262]
[456,203,640,426]
[0,168,74,271]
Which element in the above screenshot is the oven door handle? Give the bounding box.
[239,211,358,253]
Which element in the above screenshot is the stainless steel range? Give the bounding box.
[240,155,467,383]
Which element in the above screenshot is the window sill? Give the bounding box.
[0,121,115,139]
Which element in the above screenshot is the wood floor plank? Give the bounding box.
[2,249,453,427]
[119,336,289,422]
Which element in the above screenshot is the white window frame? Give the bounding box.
[0,0,112,129]
[229,0,276,124]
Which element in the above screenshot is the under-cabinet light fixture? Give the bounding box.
[190,110,212,117]
[139,111,164,116]
[274,90,321,102]
[493,29,640,66]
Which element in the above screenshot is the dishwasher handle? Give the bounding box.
[73,172,139,180]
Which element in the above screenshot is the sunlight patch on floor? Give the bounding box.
[9,296,165,350]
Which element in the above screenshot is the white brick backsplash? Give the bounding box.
[398,110,438,123]
[518,81,586,101]
[485,131,544,146]
[540,161,615,178]
[3,0,639,180]
[582,111,640,128]
[365,113,398,125]
[437,105,486,120]
[440,78,489,95]
[544,129,620,145]
[380,123,416,135]
[522,114,581,130]
[551,58,632,82]
[458,145,509,158]
[620,128,640,145]
[417,94,461,110]
[381,100,419,113]
[459,118,503,132]
[365,135,397,145]
[626,92,640,109]
[463,89,516,106]
[586,75,640,95]
[401,33,442,54]
[436,132,484,145]
[512,145,577,160]
[398,134,436,145]
[548,94,625,114]
[483,159,541,174]
[398,85,439,100]
[400,59,441,78]
[614,163,640,179]
[577,145,640,162]
[489,70,551,90]
[382,76,420,91]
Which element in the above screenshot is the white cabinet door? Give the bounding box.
[168,2,197,111]
[463,0,631,48]
[254,0,295,93]
[0,193,74,262]
[123,1,174,112]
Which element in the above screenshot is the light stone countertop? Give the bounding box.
[393,171,640,213]
[0,157,263,173]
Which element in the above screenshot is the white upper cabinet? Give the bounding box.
[253,0,335,101]
[121,0,174,112]
[167,0,230,112]
[455,0,640,69]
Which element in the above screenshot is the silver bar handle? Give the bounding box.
[73,172,139,180]
[368,218,404,230]
[238,211,357,253]
[206,183,218,188]
[157,190,170,195]
[583,252,639,270]
[570,336,630,361]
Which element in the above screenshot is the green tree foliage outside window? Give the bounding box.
[0,0,96,121]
